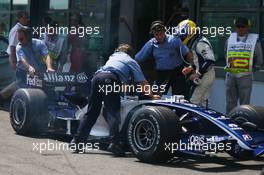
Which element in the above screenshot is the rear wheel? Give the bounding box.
[10,88,49,135]
[229,105,264,130]
[127,106,181,163]
[227,105,264,159]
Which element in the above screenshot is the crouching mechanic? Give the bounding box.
[70,44,159,156]
[16,27,54,88]
[176,20,215,106]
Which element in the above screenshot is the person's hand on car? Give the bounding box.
[28,65,35,75]
[46,67,55,72]
[152,94,161,100]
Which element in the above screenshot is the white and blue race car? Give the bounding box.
[9,72,264,163]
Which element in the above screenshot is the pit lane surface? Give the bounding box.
[0,109,263,175]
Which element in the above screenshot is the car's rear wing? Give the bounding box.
[26,72,90,87]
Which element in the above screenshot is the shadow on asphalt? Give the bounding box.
[136,153,264,173]
[0,99,10,112]
[15,132,73,143]
[12,131,264,172]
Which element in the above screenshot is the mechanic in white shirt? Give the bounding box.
[7,11,29,70]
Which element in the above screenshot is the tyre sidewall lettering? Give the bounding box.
[128,110,161,155]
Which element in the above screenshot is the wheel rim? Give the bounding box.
[13,99,26,125]
[133,114,157,150]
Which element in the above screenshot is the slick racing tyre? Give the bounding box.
[227,105,264,159]
[10,88,49,135]
[127,106,181,163]
[229,105,264,130]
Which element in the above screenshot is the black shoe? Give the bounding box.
[69,138,85,154]
[107,143,126,157]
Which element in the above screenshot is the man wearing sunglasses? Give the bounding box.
[225,17,263,114]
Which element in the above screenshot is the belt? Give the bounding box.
[156,64,184,72]
[96,69,121,83]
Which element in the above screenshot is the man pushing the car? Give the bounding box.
[70,44,159,156]
[16,27,54,88]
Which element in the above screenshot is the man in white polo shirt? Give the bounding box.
[0,11,29,107]
[7,11,29,70]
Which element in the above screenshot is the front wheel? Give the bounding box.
[127,106,181,163]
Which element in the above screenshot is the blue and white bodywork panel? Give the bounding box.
[76,95,264,157]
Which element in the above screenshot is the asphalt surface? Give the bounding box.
[0,108,264,175]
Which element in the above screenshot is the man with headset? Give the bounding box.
[135,20,194,96]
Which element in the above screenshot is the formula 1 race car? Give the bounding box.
[9,72,264,163]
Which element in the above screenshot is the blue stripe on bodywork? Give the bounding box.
[156,102,256,150]
[254,143,264,156]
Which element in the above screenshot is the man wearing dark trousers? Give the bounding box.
[70,44,159,156]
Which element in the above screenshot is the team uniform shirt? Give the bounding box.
[135,34,189,70]
[16,38,49,72]
[6,22,26,55]
[98,52,146,83]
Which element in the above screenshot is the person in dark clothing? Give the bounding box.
[70,44,159,156]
